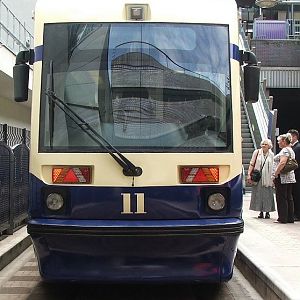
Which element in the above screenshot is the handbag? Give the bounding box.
[250,150,267,182]
[251,169,261,182]
[281,148,298,174]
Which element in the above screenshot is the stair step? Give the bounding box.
[243,157,252,162]
[242,128,250,133]
[243,137,253,143]
[243,151,253,155]
[242,134,252,139]
[243,158,253,164]
[243,148,254,153]
[241,99,256,176]
[243,143,254,148]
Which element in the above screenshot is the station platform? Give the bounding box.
[237,192,300,300]
[0,192,299,299]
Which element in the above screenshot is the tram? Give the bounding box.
[13,0,259,282]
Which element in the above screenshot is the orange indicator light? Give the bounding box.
[180,166,219,184]
[52,166,92,184]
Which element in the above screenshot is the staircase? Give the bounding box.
[241,100,256,189]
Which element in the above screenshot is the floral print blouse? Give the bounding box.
[272,147,296,184]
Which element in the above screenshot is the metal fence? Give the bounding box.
[0,124,30,234]
[0,124,30,148]
[288,19,300,39]
[0,0,34,54]
[253,20,288,40]
[251,19,300,40]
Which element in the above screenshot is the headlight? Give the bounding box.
[207,193,225,211]
[46,193,64,211]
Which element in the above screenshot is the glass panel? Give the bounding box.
[40,23,232,152]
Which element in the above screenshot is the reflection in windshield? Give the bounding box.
[40,23,232,152]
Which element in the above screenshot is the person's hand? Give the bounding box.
[247,175,252,184]
[272,179,275,188]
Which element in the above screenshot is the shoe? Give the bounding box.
[294,216,300,221]
[265,212,270,219]
[275,219,287,224]
[258,212,263,218]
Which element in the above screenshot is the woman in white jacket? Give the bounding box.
[247,139,275,219]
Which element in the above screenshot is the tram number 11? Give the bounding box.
[121,193,147,214]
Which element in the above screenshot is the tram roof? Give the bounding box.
[33,0,239,51]
[34,0,239,27]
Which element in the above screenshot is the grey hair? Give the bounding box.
[260,139,273,148]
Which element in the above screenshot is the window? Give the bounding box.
[40,23,232,152]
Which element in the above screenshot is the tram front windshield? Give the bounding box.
[40,23,233,153]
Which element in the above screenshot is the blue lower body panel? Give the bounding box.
[28,218,242,282]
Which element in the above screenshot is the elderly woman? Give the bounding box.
[272,133,296,224]
[247,139,275,219]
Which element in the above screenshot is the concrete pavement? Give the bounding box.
[0,226,31,271]
[237,192,300,300]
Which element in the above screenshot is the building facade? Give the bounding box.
[241,1,300,135]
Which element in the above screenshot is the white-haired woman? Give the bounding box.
[272,133,296,223]
[247,139,275,219]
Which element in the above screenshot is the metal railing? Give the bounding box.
[0,0,33,55]
[0,124,30,235]
[0,124,30,148]
[287,19,300,39]
[251,82,270,140]
[239,24,272,146]
[247,19,300,40]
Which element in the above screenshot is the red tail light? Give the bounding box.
[179,166,219,184]
[52,166,92,184]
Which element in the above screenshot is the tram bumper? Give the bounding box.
[28,218,243,282]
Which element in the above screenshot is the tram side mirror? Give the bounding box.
[13,49,34,102]
[244,64,260,102]
[13,64,29,102]
[240,50,260,103]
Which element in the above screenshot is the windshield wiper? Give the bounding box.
[48,61,55,149]
[45,89,143,177]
